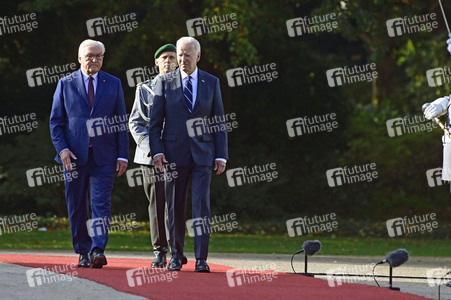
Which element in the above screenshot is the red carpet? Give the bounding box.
[0,254,428,299]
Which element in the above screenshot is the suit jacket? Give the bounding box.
[50,69,129,166]
[129,76,158,165]
[149,68,228,167]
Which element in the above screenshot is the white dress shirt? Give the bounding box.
[180,67,198,109]
[81,70,98,96]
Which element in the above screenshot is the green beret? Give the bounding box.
[154,43,176,59]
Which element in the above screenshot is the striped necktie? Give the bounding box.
[183,75,193,112]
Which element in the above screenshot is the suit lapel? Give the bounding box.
[173,69,189,112]
[75,69,90,108]
[92,71,106,112]
[174,69,183,92]
[193,69,204,112]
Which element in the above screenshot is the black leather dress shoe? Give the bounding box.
[181,255,188,265]
[151,251,167,268]
[90,248,107,268]
[78,253,90,268]
[167,257,182,271]
[194,259,210,273]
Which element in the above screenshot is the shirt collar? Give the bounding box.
[180,67,198,81]
[81,69,99,82]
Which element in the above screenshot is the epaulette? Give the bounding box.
[137,79,152,87]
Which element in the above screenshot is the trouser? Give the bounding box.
[64,150,116,254]
[141,165,169,254]
[165,162,212,260]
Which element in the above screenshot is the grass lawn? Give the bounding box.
[0,230,449,257]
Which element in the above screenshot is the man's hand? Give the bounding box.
[153,154,168,172]
[424,102,443,120]
[214,160,226,175]
[116,160,128,177]
[60,149,77,171]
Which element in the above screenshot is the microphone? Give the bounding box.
[292,240,322,277]
[374,249,409,291]
[295,240,322,255]
[376,249,409,267]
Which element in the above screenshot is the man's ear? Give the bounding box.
[196,52,201,63]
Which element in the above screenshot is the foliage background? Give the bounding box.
[0,0,449,238]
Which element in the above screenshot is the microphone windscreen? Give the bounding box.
[386,249,409,267]
[302,240,321,256]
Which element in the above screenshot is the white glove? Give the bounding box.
[424,103,442,120]
[447,38,451,55]
[423,97,449,119]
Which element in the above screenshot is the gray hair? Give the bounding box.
[176,36,201,55]
[78,39,105,55]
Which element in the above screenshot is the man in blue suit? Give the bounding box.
[50,39,129,268]
[149,36,228,272]
[129,43,183,268]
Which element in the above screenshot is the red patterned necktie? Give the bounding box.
[88,76,94,108]
[88,76,94,147]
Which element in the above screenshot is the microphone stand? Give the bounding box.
[301,254,315,277]
[388,265,400,291]
[290,251,315,277]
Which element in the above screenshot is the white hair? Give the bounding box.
[176,36,201,55]
[78,39,105,55]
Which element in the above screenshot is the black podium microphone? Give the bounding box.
[295,240,322,255]
[376,249,409,267]
[374,249,409,291]
[291,240,321,276]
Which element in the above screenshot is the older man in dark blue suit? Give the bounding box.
[149,36,228,272]
[50,39,129,268]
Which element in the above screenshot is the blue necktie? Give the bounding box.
[183,75,193,112]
